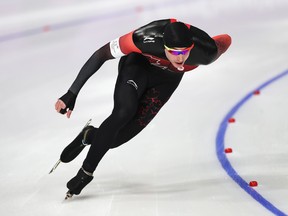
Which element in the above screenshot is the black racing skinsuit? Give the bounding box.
[60,19,218,173]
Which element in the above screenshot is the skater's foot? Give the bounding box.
[49,121,98,174]
[66,167,94,197]
[60,125,97,163]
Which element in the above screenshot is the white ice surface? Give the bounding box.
[0,0,288,215]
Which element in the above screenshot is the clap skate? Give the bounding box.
[49,119,94,174]
[65,167,94,199]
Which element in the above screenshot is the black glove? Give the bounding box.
[59,90,77,114]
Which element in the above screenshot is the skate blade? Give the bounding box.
[65,191,73,200]
[49,160,61,174]
[50,119,92,175]
[83,118,92,129]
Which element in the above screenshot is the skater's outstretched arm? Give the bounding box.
[69,43,114,95]
[55,43,114,118]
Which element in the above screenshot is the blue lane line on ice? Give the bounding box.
[0,0,191,43]
[216,69,288,216]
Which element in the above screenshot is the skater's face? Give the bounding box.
[164,45,193,71]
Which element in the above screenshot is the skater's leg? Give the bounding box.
[82,53,149,173]
[112,71,184,148]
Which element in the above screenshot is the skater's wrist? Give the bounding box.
[59,90,77,110]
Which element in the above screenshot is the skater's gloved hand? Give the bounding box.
[55,90,77,118]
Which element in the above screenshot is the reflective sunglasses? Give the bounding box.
[164,44,194,56]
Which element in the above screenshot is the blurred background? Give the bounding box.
[0,0,288,215]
